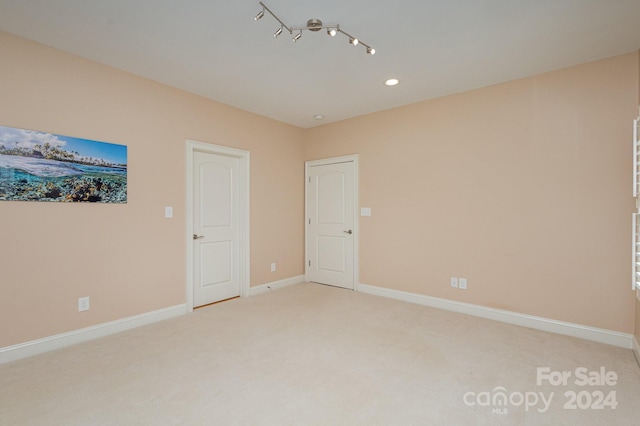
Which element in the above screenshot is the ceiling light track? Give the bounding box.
[255,1,375,55]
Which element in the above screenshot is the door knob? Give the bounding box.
[343,230,353,234]
[193,234,204,240]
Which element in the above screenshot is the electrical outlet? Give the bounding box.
[450,277,458,288]
[78,296,90,312]
[459,278,467,290]
[270,262,276,272]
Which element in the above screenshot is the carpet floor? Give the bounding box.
[1,282,639,425]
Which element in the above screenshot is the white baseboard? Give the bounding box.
[0,304,187,364]
[633,336,640,367]
[249,275,305,296]
[358,283,633,349]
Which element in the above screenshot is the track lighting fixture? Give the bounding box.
[254,1,375,55]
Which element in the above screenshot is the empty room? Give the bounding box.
[1,1,640,424]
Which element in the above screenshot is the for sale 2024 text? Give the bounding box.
[537,367,618,410]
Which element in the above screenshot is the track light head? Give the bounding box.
[349,37,359,46]
[327,28,337,37]
[274,26,283,38]
[293,31,302,42]
[255,9,265,21]
[367,47,375,55]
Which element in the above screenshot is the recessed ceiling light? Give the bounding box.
[384,78,399,86]
[314,114,325,120]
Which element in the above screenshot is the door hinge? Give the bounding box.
[308,218,311,225]
[308,177,311,183]
[308,260,311,267]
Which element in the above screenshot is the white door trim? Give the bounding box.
[305,154,359,291]
[186,139,250,312]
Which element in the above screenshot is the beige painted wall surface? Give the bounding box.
[636,292,640,344]
[0,32,304,347]
[304,53,639,334]
[636,53,640,344]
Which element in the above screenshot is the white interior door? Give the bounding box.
[193,151,240,306]
[307,160,355,289]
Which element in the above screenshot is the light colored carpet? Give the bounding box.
[1,282,639,425]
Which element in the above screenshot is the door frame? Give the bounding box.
[304,154,359,290]
[186,139,250,312]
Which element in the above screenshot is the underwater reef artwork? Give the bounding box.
[0,125,127,203]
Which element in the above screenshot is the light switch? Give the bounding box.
[165,206,173,218]
[361,207,372,217]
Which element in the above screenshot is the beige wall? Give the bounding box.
[0,32,305,347]
[304,53,639,334]
[636,290,640,345]
[636,51,640,346]
[2,30,638,350]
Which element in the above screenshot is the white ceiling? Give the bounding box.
[0,0,639,128]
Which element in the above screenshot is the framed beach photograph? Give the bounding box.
[0,125,127,203]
